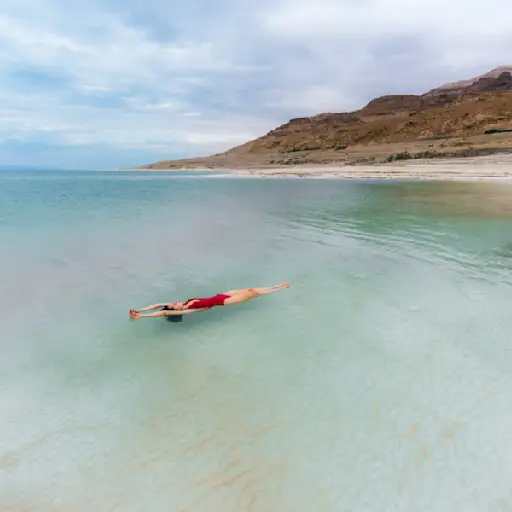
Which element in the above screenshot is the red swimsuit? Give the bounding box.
[184,294,230,310]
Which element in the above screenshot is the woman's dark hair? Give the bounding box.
[162,305,183,323]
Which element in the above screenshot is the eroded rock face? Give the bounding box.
[142,66,512,168]
[360,95,424,116]
[468,72,512,93]
[223,67,512,155]
[362,72,512,115]
[230,96,512,154]
[430,66,512,92]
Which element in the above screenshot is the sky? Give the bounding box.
[0,0,511,169]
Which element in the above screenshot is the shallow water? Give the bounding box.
[1,171,512,511]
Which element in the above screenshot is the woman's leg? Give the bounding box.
[225,282,289,296]
[251,282,290,295]
[223,282,289,305]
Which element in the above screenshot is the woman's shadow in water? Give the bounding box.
[155,301,261,334]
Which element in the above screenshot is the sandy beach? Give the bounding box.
[232,155,512,179]
[131,153,512,180]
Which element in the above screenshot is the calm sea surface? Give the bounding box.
[1,170,512,511]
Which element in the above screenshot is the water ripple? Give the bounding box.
[2,173,512,511]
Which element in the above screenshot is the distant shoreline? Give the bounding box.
[122,153,512,181]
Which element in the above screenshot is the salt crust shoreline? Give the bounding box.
[124,154,512,181]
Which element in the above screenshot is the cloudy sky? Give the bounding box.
[0,0,511,169]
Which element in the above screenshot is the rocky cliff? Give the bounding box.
[141,66,512,169]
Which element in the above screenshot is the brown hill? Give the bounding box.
[141,66,512,169]
[432,65,512,92]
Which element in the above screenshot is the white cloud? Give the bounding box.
[257,0,512,114]
[262,0,512,37]
[0,0,511,167]
[265,85,362,114]
[0,91,272,151]
[0,11,235,92]
[0,1,276,161]
[264,0,512,82]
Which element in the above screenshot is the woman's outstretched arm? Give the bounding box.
[130,307,208,319]
[132,301,183,313]
[131,303,166,313]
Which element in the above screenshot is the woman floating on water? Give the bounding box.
[129,282,290,320]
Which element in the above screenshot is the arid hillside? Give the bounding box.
[140,67,512,169]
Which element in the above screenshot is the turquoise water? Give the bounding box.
[1,170,512,511]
